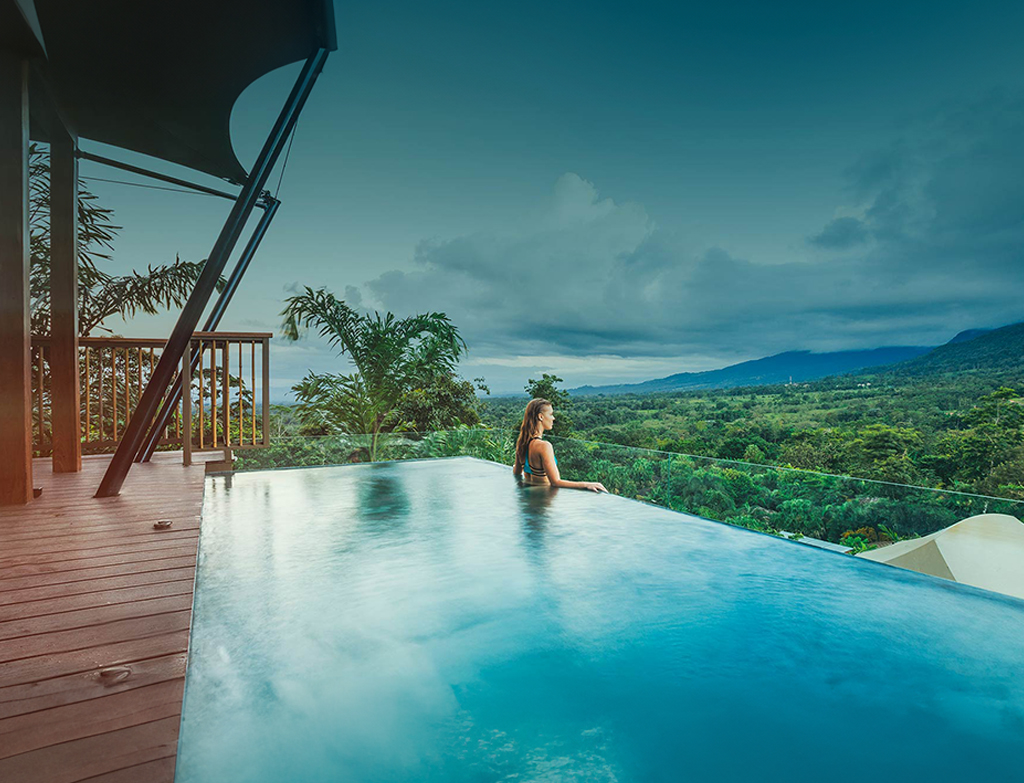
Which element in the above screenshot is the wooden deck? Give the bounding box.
[0,453,211,783]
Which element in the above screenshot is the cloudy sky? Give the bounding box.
[83,1,1024,396]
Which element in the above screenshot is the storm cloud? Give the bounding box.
[809,217,868,249]
[355,95,1024,382]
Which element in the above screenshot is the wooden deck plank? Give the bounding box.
[0,529,199,557]
[0,453,207,782]
[1,631,191,689]
[0,680,184,758]
[0,522,199,546]
[0,570,195,608]
[0,594,193,641]
[0,580,195,622]
[0,503,201,530]
[0,558,197,594]
[0,654,186,720]
[0,542,201,578]
[0,716,180,783]
[2,616,192,685]
[75,756,177,783]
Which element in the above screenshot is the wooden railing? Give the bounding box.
[31,332,271,456]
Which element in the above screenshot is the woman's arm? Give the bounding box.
[538,441,607,492]
[512,454,523,476]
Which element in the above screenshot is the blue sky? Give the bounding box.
[82,1,1024,396]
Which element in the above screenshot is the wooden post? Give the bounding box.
[198,342,204,449]
[223,341,230,447]
[211,342,217,448]
[97,349,104,441]
[0,51,32,505]
[237,340,242,444]
[261,336,270,445]
[250,341,256,445]
[49,133,81,472]
[35,346,44,443]
[112,347,118,440]
[84,346,91,439]
[182,339,192,467]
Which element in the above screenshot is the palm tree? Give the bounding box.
[281,286,467,460]
[28,143,211,336]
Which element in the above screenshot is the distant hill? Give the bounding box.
[572,346,933,396]
[868,321,1024,377]
[947,328,993,345]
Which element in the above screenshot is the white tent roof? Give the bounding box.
[858,514,1024,600]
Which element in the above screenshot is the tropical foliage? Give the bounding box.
[281,286,475,460]
[28,143,212,337]
[393,374,489,432]
[485,373,1024,501]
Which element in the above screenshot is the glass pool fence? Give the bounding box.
[232,428,1024,550]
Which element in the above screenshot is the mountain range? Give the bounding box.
[571,321,1022,396]
[873,321,1022,378]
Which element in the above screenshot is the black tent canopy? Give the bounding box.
[27,0,336,182]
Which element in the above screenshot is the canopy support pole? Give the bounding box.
[95,47,328,497]
[76,150,241,201]
[135,194,280,461]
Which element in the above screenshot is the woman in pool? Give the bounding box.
[513,398,607,492]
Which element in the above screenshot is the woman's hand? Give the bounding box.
[538,443,607,493]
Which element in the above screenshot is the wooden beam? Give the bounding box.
[0,50,32,505]
[50,132,81,473]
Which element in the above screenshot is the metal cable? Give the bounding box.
[80,175,222,197]
[274,120,298,197]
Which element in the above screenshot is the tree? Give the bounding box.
[742,444,766,463]
[281,286,468,460]
[525,373,574,435]
[393,375,488,432]
[847,423,924,483]
[29,143,212,336]
[978,448,1024,499]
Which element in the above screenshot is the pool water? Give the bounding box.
[176,458,1024,782]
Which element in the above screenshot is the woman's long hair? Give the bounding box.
[516,398,551,469]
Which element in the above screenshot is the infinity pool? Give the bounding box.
[176,458,1024,782]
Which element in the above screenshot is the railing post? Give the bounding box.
[262,336,270,446]
[97,347,104,442]
[36,346,45,448]
[223,341,230,447]
[182,338,192,467]
[250,341,256,445]
[198,340,204,450]
[211,342,218,448]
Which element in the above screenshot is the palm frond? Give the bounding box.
[28,144,218,337]
[79,257,219,336]
[283,287,472,456]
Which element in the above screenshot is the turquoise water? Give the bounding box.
[176,458,1024,782]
